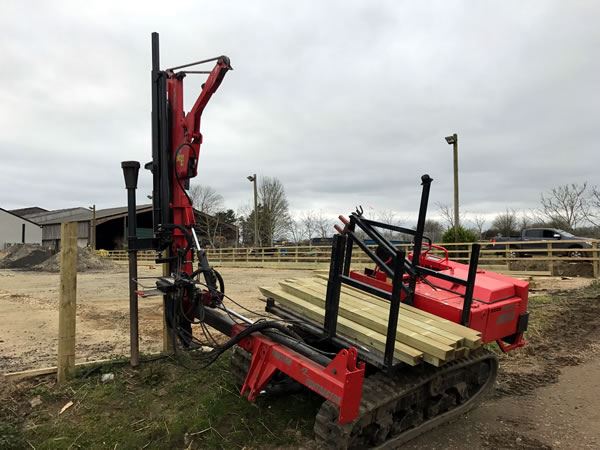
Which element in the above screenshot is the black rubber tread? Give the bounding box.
[314,349,498,450]
[230,346,252,389]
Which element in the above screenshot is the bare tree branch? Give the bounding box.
[470,215,487,239]
[540,182,589,231]
[491,208,519,237]
[189,185,225,247]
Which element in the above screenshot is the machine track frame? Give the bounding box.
[314,349,498,449]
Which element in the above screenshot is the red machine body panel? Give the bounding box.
[350,252,529,347]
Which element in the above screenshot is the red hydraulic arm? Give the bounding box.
[145,33,366,425]
[166,56,232,273]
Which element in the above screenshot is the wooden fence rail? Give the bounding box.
[97,239,600,277]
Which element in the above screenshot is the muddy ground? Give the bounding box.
[405,278,600,450]
[1,265,599,449]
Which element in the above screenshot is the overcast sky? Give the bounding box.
[1,1,598,226]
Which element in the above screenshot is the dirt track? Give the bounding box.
[1,266,599,449]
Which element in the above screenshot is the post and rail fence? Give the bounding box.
[98,239,600,278]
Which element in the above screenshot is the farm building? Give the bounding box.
[12,205,238,250]
[0,208,43,249]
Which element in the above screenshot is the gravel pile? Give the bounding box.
[0,244,53,269]
[33,247,119,272]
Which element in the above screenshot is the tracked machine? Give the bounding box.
[123,33,529,449]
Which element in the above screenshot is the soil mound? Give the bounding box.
[0,244,53,269]
[34,247,119,272]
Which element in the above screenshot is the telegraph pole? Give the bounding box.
[89,204,97,249]
[247,174,259,247]
[445,133,459,241]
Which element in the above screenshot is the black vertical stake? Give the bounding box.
[122,161,141,367]
[342,218,355,276]
[461,243,480,326]
[384,249,405,368]
[408,174,433,305]
[149,32,171,236]
[324,234,346,339]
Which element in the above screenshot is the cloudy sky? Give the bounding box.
[1,1,598,226]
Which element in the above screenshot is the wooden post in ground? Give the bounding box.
[593,241,599,279]
[57,222,78,384]
[162,255,174,354]
[547,242,554,275]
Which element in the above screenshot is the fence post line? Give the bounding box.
[593,241,599,279]
[57,222,78,384]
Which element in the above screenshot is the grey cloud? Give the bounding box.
[1,1,598,227]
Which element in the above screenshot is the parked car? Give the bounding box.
[487,228,594,257]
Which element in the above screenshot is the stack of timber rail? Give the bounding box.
[259,276,482,367]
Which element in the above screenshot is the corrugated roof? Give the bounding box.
[9,207,48,217]
[17,204,237,231]
[23,205,154,225]
[66,204,154,223]
[23,207,90,225]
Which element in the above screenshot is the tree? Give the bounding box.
[586,185,600,227]
[540,183,589,231]
[470,215,487,240]
[491,209,519,237]
[189,185,226,247]
[286,218,307,244]
[189,185,224,214]
[240,206,268,246]
[423,219,444,243]
[376,209,400,240]
[442,226,477,243]
[214,209,236,226]
[300,210,334,241]
[258,176,290,246]
[436,203,466,230]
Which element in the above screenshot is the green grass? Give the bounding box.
[1,353,322,449]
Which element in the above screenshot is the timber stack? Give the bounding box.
[259,275,482,367]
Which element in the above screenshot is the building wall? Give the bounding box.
[42,221,90,250]
[0,210,42,248]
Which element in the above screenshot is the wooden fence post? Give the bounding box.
[57,222,78,384]
[547,242,554,275]
[593,241,599,279]
[162,255,174,354]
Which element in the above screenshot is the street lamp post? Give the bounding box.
[247,174,259,247]
[445,133,459,241]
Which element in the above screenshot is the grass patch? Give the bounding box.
[1,352,322,449]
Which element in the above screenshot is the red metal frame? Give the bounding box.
[166,58,231,273]
[232,324,365,424]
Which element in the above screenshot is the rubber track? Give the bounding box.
[314,349,498,449]
[230,346,252,389]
